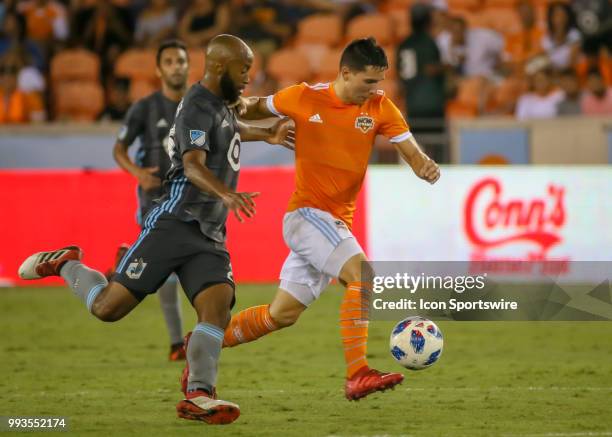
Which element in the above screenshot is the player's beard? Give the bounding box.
[220,70,240,104]
[165,74,186,92]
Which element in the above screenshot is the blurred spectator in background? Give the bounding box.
[437,15,466,74]
[515,64,564,119]
[178,0,230,48]
[134,0,177,47]
[0,51,45,123]
[98,76,131,121]
[542,2,580,72]
[439,15,503,79]
[581,68,612,115]
[71,0,133,74]
[0,12,45,71]
[571,0,612,68]
[397,4,445,121]
[556,67,583,115]
[503,0,543,75]
[232,0,293,59]
[17,0,68,44]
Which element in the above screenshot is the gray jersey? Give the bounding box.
[117,91,179,222]
[159,83,241,243]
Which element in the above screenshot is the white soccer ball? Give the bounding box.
[389,316,444,370]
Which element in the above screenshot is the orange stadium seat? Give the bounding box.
[54,81,104,121]
[50,49,100,83]
[296,44,331,76]
[115,49,157,81]
[448,0,483,12]
[314,47,343,83]
[386,9,412,43]
[267,49,312,85]
[482,8,521,34]
[485,0,518,7]
[187,49,206,85]
[486,76,527,114]
[296,14,343,46]
[446,77,489,118]
[346,14,394,46]
[129,79,157,102]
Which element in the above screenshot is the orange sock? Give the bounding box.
[223,304,278,348]
[340,281,371,378]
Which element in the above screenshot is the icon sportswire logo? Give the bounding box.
[464,178,566,255]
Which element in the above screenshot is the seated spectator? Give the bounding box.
[515,66,564,119]
[178,0,230,48]
[439,16,504,79]
[0,12,45,71]
[542,2,581,72]
[437,16,467,74]
[503,0,543,75]
[0,53,45,123]
[134,0,177,48]
[556,68,582,115]
[98,77,130,121]
[581,68,612,115]
[17,0,68,43]
[71,1,132,74]
[232,0,293,59]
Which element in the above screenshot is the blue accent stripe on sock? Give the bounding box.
[86,283,105,312]
[298,208,341,246]
[194,323,224,342]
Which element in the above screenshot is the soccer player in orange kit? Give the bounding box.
[185,37,441,401]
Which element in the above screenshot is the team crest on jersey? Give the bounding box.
[355,114,375,133]
[190,129,206,147]
[126,258,148,279]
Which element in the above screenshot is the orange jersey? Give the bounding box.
[267,82,411,228]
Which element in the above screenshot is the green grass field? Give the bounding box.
[1,285,611,437]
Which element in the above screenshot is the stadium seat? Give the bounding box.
[50,49,100,83]
[296,44,331,76]
[485,0,517,7]
[447,0,483,11]
[130,79,157,102]
[313,48,344,83]
[296,14,343,46]
[187,49,206,85]
[482,8,521,34]
[115,49,157,82]
[267,49,312,84]
[446,77,489,118]
[486,76,527,114]
[346,14,394,47]
[54,81,104,121]
[386,9,412,43]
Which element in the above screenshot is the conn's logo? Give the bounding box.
[464,178,566,257]
[355,114,374,133]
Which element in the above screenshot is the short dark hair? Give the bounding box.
[156,39,188,66]
[340,37,388,72]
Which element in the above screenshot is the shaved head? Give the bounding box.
[202,34,253,104]
[206,34,253,66]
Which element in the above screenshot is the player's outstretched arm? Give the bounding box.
[237,118,295,150]
[182,149,259,222]
[394,136,441,184]
[230,96,275,120]
[112,141,161,191]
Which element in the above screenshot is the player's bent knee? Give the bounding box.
[90,299,126,323]
[270,307,301,328]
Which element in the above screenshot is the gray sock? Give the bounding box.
[186,322,224,394]
[60,260,108,313]
[157,276,183,345]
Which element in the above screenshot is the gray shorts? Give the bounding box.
[113,214,235,305]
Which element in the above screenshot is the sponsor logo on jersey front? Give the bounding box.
[126,258,148,280]
[355,114,374,133]
[189,130,206,147]
[156,118,169,128]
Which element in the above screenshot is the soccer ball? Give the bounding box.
[389,316,444,370]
